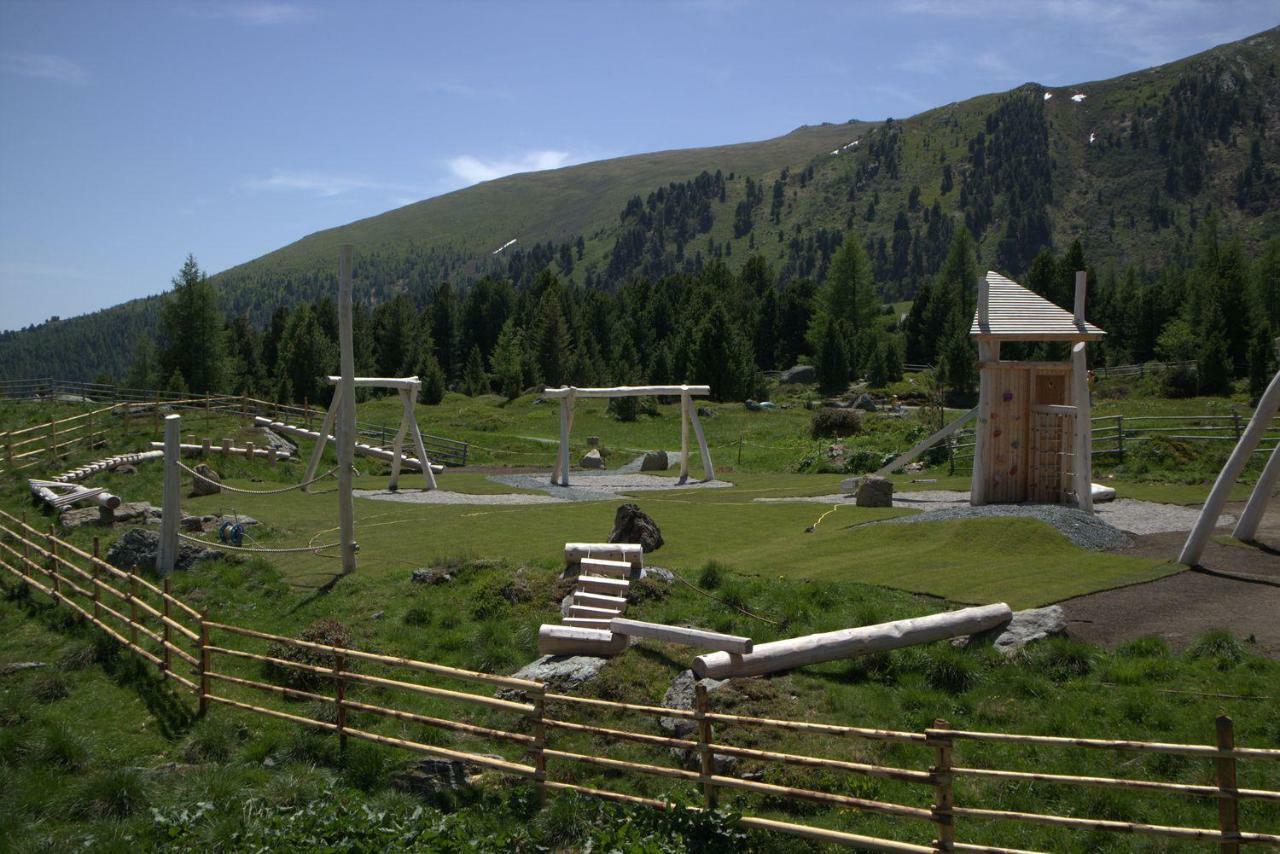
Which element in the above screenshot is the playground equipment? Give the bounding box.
[691,603,1013,679]
[295,374,438,493]
[970,271,1105,509]
[544,385,713,486]
[1179,368,1280,565]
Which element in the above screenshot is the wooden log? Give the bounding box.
[565,545,642,571]
[1233,441,1280,541]
[609,618,753,654]
[692,604,1013,679]
[148,441,290,460]
[543,384,711,399]
[255,417,442,473]
[574,574,630,596]
[873,408,977,479]
[324,375,421,390]
[157,415,180,577]
[562,617,614,629]
[572,591,627,611]
[537,624,627,656]
[1072,342,1093,512]
[567,604,623,620]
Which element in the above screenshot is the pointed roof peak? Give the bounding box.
[970,270,1105,342]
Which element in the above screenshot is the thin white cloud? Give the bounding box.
[421,80,511,100]
[183,2,311,25]
[446,150,578,185]
[2,53,88,84]
[243,170,419,198]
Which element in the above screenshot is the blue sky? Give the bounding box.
[1,1,1276,331]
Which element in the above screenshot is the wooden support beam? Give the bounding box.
[610,618,753,653]
[336,244,357,575]
[537,624,627,656]
[1072,342,1093,513]
[157,415,181,577]
[873,408,976,479]
[1233,441,1280,541]
[565,545,642,572]
[567,604,623,620]
[543,385,711,399]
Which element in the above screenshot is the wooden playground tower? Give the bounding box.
[969,271,1105,509]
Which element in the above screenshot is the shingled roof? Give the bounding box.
[969,271,1105,342]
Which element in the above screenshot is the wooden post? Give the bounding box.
[123,401,131,436]
[1216,715,1239,854]
[126,567,140,647]
[1117,415,1125,464]
[266,446,277,465]
[1232,411,1242,442]
[695,682,717,808]
[334,653,348,753]
[970,340,999,506]
[48,417,56,461]
[304,397,311,430]
[405,386,438,490]
[221,437,231,457]
[4,431,13,471]
[930,719,956,851]
[336,244,358,575]
[47,530,61,602]
[197,612,210,716]
[245,440,255,460]
[157,414,181,577]
[161,577,172,674]
[91,537,102,622]
[205,394,211,431]
[153,390,160,434]
[201,437,212,457]
[529,685,548,806]
[1072,342,1093,512]
[679,390,691,484]
[689,402,715,482]
[303,396,339,490]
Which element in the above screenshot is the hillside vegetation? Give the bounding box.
[3,27,1279,383]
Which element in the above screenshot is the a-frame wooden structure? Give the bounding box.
[969,271,1105,509]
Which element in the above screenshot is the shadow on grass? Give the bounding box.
[4,581,196,739]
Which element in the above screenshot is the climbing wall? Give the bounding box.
[980,364,1030,503]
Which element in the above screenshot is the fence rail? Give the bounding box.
[0,506,1276,851]
[0,381,468,471]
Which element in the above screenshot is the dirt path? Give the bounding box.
[1062,500,1280,657]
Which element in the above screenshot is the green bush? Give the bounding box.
[1189,629,1245,669]
[809,407,862,438]
[923,649,980,695]
[697,561,726,590]
[265,618,353,691]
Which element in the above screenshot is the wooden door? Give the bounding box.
[1029,407,1075,504]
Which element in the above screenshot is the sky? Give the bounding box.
[1,1,1277,331]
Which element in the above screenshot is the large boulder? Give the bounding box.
[609,503,663,553]
[411,566,454,585]
[640,450,669,472]
[190,464,221,497]
[852,393,878,412]
[105,527,222,573]
[855,475,893,507]
[498,655,607,701]
[957,606,1067,654]
[659,669,726,737]
[780,364,816,384]
[580,449,605,469]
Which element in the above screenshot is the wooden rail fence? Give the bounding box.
[0,388,468,475]
[0,507,1276,850]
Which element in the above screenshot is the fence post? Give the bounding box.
[246,441,255,461]
[1117,415,1125,465]
[333,652,348,753]
[197,611,210,716]
[4,431,12,471]
[153,390,160,434]
[695,682,718,809]
[126,567,140,647]
[1232,412,1242,442]
[46,528,61,603]
[221,437,231,457]
[91,537,102,622]
[930,719,956,851]
[123,401,131,435]
[1216,715,1239,854]
[529,684,548,806]
[161,577,172,674]
[48,417,56,461]
[205,394,211,431]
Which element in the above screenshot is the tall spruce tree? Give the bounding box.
[160,255,227,393]
[490,319,526,400]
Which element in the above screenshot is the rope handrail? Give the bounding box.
[177,531,341,554]
[176,460,335,495]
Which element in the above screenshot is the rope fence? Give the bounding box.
[176,460,336,495]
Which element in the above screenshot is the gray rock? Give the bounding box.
[411,567,453,585]
[992,606,1067,654]
[697,406,715,419]
[852,393,878,412]
[640,450,669,472]
[744,399,762,411]
[660,669,726,737]
[115,502,160,523]
[780,364,817,384]
[105,528,221,573]
[190,464,221,497]
[855,475,893,507]
[60,507,106,529]
[640,566,674,584]
[259,427,297,455]
[609,503,663,553]
[498,655,607,701]
[391,758,473,798]
[580,448,605,469]
[111,463,138,475]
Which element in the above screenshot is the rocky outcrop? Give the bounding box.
[190,464,221,497]
[780,364,816,384]
[957,606,1067,654]
[640,450,669,471]
[609,503,663,552]
[105,528,222,573]
[498,655,608,701]
[580,449,605,469]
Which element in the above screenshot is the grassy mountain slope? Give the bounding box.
[3,27,1278,382]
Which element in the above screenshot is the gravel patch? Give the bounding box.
[881,504,1133,551]
[1094,499,1233,536]
[489,471,732,502]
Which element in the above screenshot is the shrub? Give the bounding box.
[810,407,862,438]
[923,649,980,695]
[1189,629,1245,669]
[697,561,725,590]
[265,619,353,691]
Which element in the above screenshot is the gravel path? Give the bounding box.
[752,491,1233,537]
[489,471,731,502]
[354,489,566,506]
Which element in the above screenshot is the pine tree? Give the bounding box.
[418,351,446,405]
[166,368,188,395]
[814,316,850,395]
[227,313,263,395]
[490,319,526,400]
[937,310,977,399]
[1196,299,1233,396]
[278,304,334,405]
[160,255,227,393]
[124,339,161,390]
[533,289,572,387]
[461,345,489,396]
[691,303,756,402]
[1246,322,1275,403]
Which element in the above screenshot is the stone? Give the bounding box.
[190,464,221,496]
[609,503,663,553]
[115,502,160,523]
[1091,483,1117,503]
[391,758,473,798]
[697,406,715,418]
[580,448,605,469]
[640,450,669,472]
[105,527,221,573]
[659,669,726,737]
[852,393,878,412]
[60,507,106,529]
[259,427,297,455]
[780,364,817,384]
[744,400,762,411]
[855,475,893,508]
[111,463,138,475]
[640,566,675,584]
[498,655,607,701]
[411,567,453,585]
[586,436,600,447]
[180,515,206,533]
[958,606,1067,654]
[559,593,574,618]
